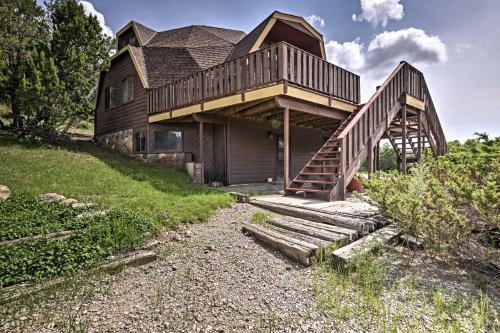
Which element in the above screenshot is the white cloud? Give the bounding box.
[325,38,365,71]
[326,28,447,76]
[78,1,113,37]
[352,0,404,27]
[365,28,448,75]
[325,28,448,100]
[305,14,325,28]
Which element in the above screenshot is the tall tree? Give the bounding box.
[18,48,66,134]
[0,0,48,128]
[47,0,112,126]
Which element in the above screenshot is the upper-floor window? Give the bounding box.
[105,86,114,109]
[118,30,138,49]
[122,77,134,104]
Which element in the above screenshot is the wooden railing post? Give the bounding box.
[417,109,422,160]
[401,103,407,174]
[367,137,374,177]
[278,43,288,81]
[339,138,346,201]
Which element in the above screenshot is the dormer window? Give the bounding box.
[118,29,139,49]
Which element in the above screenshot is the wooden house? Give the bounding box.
[94,11,447,201]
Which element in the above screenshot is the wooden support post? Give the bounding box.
[417,109,422,160]
[338,138,347,201]
[375,141,380,171]
[283,107,290,190]
[401,104,407,174]
[367,138,374,177]
[199,121,205,184]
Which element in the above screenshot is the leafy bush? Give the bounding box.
[0,193,98,241]
[363,135,499,253]
[0,209,157,287]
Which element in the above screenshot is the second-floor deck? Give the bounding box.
[147,42,361,122]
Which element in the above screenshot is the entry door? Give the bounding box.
[276,135,284,181]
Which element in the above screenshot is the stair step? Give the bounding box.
[268,217,348,243]
[249,200,370,235]
[293,180,337,185]
[242,224,316,266]
[317,151,340,155]
[323,145,340,148]
[300,172,338,176]
[313,157,340,161]
[286,188,331,193]
[304,165,338,168]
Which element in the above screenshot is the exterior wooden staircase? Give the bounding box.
[286,61,447,201]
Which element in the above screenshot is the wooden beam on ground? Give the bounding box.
[242,224,317,266]
[284,107,290,189]
[268,217,350,243]
[271,226,332,248]
[249,199,371,235]
[275,96,349,120]
[332,225,401,265]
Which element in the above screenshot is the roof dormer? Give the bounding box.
[116,21,157,50]
[228,11,326,60]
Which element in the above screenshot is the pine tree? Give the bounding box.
[0,0,48,128]
[48,0,112,125]
[18,48,66,135]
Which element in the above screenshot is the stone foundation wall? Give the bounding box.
[140,153,187,169]
[96,129,133,154]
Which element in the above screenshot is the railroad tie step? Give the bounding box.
[249,200,371,235]
[242,224,317,266]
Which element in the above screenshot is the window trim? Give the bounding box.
[133,130,147,153]
[153,129,184,153]
[122,76,134,105]
[104,85,115,110]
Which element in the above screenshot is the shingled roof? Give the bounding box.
[226,13,274,61]
[109,11,324,90]
[113,23,245,88]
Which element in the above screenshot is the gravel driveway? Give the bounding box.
[2,203,497,333]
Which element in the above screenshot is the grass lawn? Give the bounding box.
[0,131,233,226]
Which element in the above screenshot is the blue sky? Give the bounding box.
[72,0,500,141]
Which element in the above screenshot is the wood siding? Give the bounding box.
[228,118,324,184]
[95,53,148,135]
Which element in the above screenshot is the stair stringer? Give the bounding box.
[330,100,403,201]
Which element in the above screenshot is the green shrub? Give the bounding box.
[0,193,97,241]
[0,209,157,287]
[364,136,499,253]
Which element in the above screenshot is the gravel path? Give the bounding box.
[2,203,497,332]
[79,203,331,332]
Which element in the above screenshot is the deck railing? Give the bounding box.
[147,41,360,115]
[337,62,447,175]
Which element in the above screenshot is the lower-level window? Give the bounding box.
[154,130,183,151]
[134,131,146,153]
